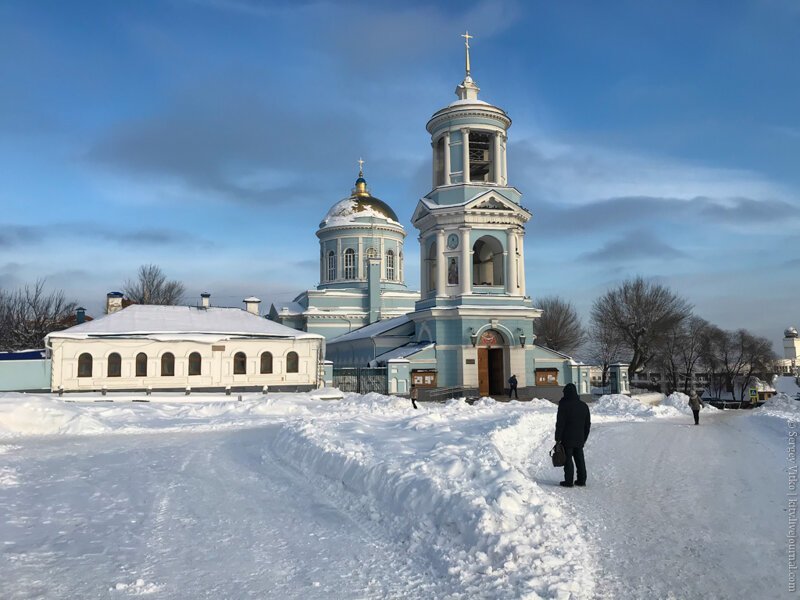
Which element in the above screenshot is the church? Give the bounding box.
[272,36,595,400]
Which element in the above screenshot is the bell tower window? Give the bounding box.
[434,137,446,186]
[473,236,504,286]
[344,248,356,279]
[469,131,493,182]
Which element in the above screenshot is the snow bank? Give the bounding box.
[752,393,800,425]
[268,396,595,598]
[661,392,718,414]
[592,394,681,419]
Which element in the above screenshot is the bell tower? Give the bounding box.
[408,33,542,392]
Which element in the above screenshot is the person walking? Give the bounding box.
[508,374,519,399]
[555,383,591,487]
[689,391,703,425]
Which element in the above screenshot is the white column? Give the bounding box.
[460,226,471,295]
[493,131,502,184]
[506,228,518,295]
[431,141,436,188]
[501,133,508,185]
[419,235,427,297]
[357,237,364,279]
[436,229,446,297]
[517,230,526,296]
[444,131,451,185]
[461,128,470,184]
[336,238,342,280]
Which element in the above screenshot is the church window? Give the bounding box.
[469,131,493,182]
[386,250,395,280]
[107,353,121,377]
[161,352,175,376]
[473,236,504,286]
[286,351,299,373]
[136,353,147,377]
[399,251,404,281]
[233,352,247,375]
[434,136,446,186]
[189,352,201,376]
[78,353,92,378]
[427,242,437,296]
[344,248,356,279]
[327,251,336,281]
[260,352,273,374]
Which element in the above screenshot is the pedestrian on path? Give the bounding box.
[555,383,591,487]
[508,374,518,399]
[689,391,704,425]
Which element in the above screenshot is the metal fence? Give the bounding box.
[332,367,388,395]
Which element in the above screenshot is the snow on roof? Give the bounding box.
[277,301,305,316]
[373,343,434,364]
[321,198,401,228]
[327,315,411,344]
[46,304,323,341]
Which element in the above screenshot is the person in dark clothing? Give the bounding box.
[689,391,703,425]
[555,383,591,487]
[508,374,518,399]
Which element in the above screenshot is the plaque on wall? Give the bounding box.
[465,358,476,365]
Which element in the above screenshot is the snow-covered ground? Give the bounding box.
[0,390,793,599]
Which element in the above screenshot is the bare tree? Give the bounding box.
[123,264,185,306]
[533,296,585,355]
[591,277,692,379]
[700,327,776,401]
[586,317,623,389]
[655,316,710,394]
[0,280,78,351]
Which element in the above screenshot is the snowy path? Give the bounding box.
[533,412,789,600]
[0,427,442,599]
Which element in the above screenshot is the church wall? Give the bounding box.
[49,337,322,392]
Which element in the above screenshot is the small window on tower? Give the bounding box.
[344,248,356,279]
[435,136,446,186]
[469,131,492,182]
[386,250,395,280]
[327,251,336,281]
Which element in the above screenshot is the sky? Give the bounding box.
[1,0,798,352]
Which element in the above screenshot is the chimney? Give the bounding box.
[201,292,211,308]
[243,296,261,315]
[76,307,86,324]
[106,292,124,314]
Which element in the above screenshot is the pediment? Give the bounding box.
[411,200,432,223]
[465,190,525,214]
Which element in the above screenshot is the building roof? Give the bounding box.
[45,304,323,342]
[373,342,434,364]
[327,314,411,344]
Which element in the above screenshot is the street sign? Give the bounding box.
[749,388,757,398]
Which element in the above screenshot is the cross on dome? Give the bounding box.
[461,31,473,77]
[358,157,365,178]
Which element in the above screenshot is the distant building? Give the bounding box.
[778,326,800,375]
[46,296,324,393]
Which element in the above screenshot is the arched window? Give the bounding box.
[434,136,445,186]
[473,236,504,286]
[77,353,92,378]
[286,351,299,373]
[188,352,201,376]
[107,353,121,377]
[135,353,147,377]
[161,352,175,376]
[344,248,356,279]
[468,130,493,182]
[233,352,247,375]
[327,250,336,281]
[260,351,273,374]
[386,249,395,280]
[427,242,438,296]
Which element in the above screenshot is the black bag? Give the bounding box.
[550,442,566,467]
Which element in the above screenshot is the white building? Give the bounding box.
[45,299,324,393]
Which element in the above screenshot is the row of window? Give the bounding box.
[325,249,402,282]
[76,351,299,378]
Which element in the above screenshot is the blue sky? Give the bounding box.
[1,0,798,351]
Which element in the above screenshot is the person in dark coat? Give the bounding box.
[508,374,518,399]
[555,383,591,487]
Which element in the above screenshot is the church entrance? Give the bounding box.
[476,330,506,397]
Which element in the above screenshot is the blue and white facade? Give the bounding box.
[269,174,419,339]
[326,46,593,398]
